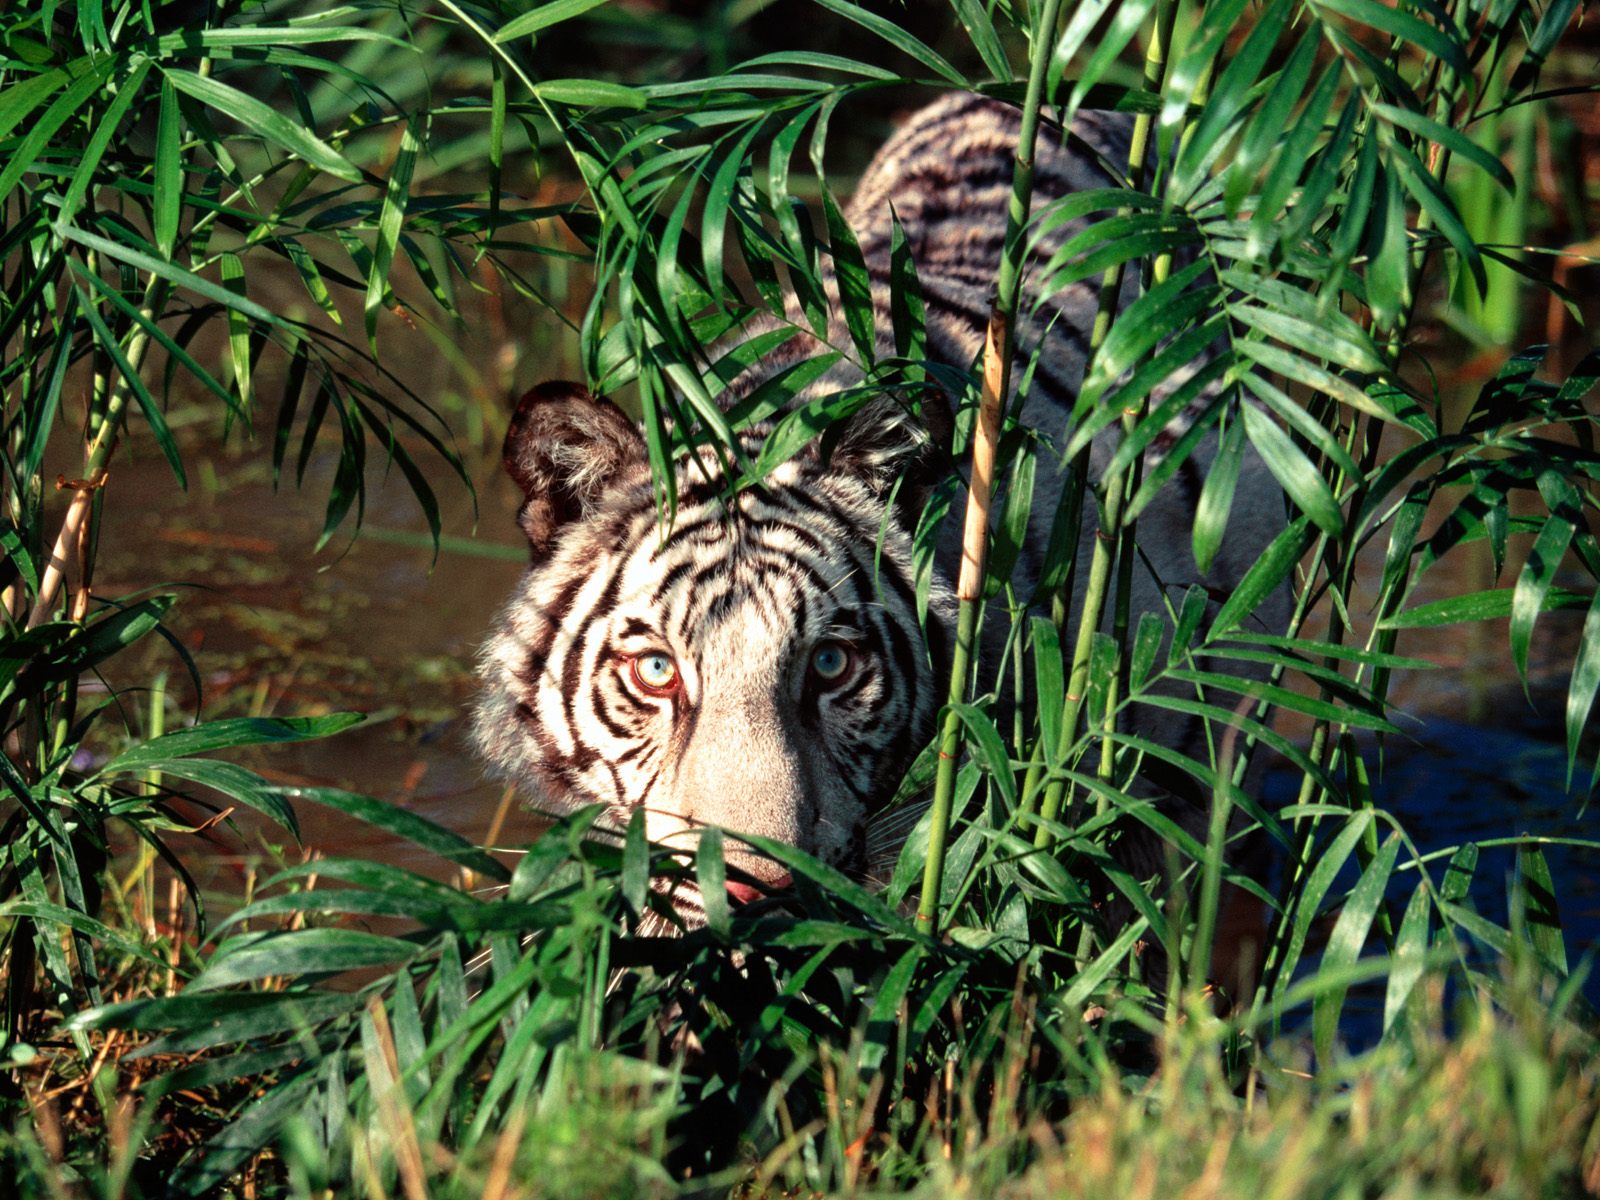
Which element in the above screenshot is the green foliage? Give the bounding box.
[2,0,1599,1195]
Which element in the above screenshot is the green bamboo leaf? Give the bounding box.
[697,826,730,937]
[1391,142,1487,296]
[1374,103,1515,192]
[1511,0,1582,86]
[1314,833,1400,1064]
[192,929,418,992]
[72,281,186,487]
[889,214,926,363]
[701,122,764,303]
[1059,917,1149,1011]
[860,945,923,1073]
[1171,584,1210,664]
[162,67,361,182]
[71,990,359,1044]
[1355,159,1409,329]
[153,76,182,259]
[987,438,1037,587]
[950,0,1010,80]
[1565,590,1600,790]
[1269,83,1355,254]
[737,833,906,929]
[1041,229,1200,292]
[0,59,115,206]
[1077,263,1217,415]
[822,187,875,363]
[811,0,966,85]
[1379,585,1590,629]
[153,25,412,51]
[365,115,419,351]
[1097,348,1230,477]
[737,51,902,80]
[101,714,363,774]
[951,702,1018,808]
[1193,413,1244,573]
[1510,493,1576,683]
[0,901,170,970]
[1278,812,1374,991]
[492,0,613,41]
[278,237,342,325]
[1045,210,1187,271]
[1238,373,1360,477]
[0,65,68,142]
[1032,617,1065,752]
[723,348,842,428]
[169,1073,321,1195]
[1313,0,1468,76]
[59,57,151,228]
[1383,877,1432,1036]
[1236,338,1401,426]
[1029,188,1159,248]
[1231,304,1385,374]
[1050,0,1120,97]
[742,373,857,483]
[533,79,644,109]
[1241,401,1344,534]
[622,808,648,917]
[1065,0,1159,110]
[1172,0,1293,199]
[218,251,253,406]
[71,263,235,414]
[272,786,508,880]
[1129,611,1164,692]
[1516,844,1567,975]
[1165,667,1398,731]
[1224,30,1319,215]
[1212,514,1311,634]
[57,224,276,323]
[1221,631,1434,670]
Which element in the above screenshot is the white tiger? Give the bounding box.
[474,94,1287,921]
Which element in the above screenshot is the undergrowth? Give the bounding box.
[2,0,1599,1195]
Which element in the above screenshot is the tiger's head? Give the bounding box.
[473,381,952,907]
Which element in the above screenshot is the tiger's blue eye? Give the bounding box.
[810,641,852,683]
[632,652,679,693]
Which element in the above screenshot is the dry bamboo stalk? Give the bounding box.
[26,472,105,629]
[955,309,1010,603]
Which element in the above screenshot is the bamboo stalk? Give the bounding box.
[915,0,1067,935]
[1033,0,1183,851]
[25,279,166,631]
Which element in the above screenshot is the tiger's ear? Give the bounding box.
[503,381,646,553]
[826,389,954,501]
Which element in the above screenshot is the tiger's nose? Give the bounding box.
[726,872,793,906]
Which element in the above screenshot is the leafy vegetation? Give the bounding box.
[1,0,1597,1196]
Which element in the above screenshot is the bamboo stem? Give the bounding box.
[915,0,1066,935]
[1034,0,1182,851]
[25,281,165,631]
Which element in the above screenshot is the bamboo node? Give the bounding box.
[55,470,109,493]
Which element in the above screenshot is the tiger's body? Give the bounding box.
[474,94,1287,919]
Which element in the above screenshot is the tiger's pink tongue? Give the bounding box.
[726,874,792,905]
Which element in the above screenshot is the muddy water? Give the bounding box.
[92,391,544,894]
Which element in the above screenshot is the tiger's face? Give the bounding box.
[473,382,949,898]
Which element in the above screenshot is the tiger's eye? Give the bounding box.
[632,652,679,693]
[810,641,852,684]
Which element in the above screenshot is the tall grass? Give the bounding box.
[1,0,1598,1195]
